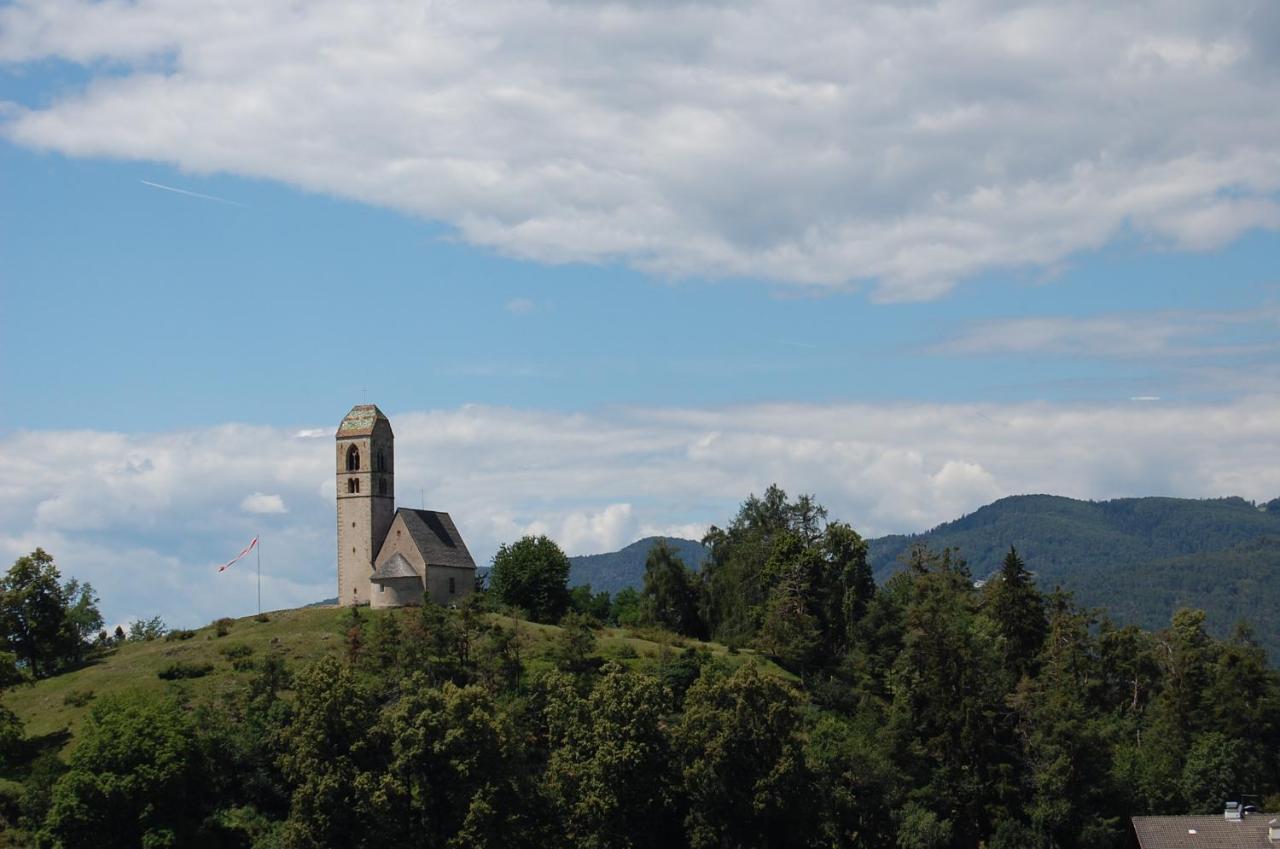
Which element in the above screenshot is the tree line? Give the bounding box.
[2,486,1278,848]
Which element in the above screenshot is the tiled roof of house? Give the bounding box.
[1131,814,1280,849]
[337,404,391,437]
[371,552,418,582]
[398,509,477,571]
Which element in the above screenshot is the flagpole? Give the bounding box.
[257,536,262,616]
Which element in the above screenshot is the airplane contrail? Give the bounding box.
[140,179,245,207]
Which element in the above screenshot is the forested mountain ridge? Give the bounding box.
[867,494,1280,658]
[567,495,1280,660]
[569,536,710,595]
[867,494,1280,580]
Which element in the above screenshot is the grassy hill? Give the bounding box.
[868,494,1280,658]
[568,536,709,594]
[2,604,785,750]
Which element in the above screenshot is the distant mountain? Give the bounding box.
[568,536,709,595]
[570,496,1280,660]
[868,494,1280,658]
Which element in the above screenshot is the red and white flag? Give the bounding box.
[217,536,258,572]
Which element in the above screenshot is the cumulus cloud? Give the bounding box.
[4,398,1279,628]
[2,0,1278,299]
[241,492,287,514]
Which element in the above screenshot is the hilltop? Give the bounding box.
[2,604,784,749]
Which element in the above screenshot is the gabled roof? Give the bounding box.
[397,509,477,571]
[371,552,419,582]
[1132,814,1280,849]
[337,404,391,437]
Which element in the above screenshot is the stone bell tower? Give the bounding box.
[336,404,395,606]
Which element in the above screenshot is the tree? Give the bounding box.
[488,536,572,623]
[279,657,377,849]
[675,664,811,849]
[0,549,99,677]
[569,584,612,623]
[42,691,203,848]
[984,547,1047,677]
[551,611,598,673]
[371,677,533,849]
[641,540,705,638]
[0,650,23,767]
[611,588,644,626]
[128,615,167,642]
[545,664,678,849]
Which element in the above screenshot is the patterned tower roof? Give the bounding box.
[336,404,391,437]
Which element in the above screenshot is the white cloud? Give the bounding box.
[2,0,1278,299]
[938,306,1280,359]
[4,398,1280,629]
[240,492,287,514]
[504,297,536,314]
[558,503,635,556]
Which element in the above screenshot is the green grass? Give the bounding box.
[4,606,789,749]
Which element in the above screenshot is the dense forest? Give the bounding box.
[2,487,1278,849]
[569,494,1280,661]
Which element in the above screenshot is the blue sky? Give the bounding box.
[4,144,1277,432]
[1,0,1278,627]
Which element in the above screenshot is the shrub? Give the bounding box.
[62,689,95,707]
[128,616,167,642]
[213,617,235,638]
[218,643,254,660]
[157,661,213,680]
[164,629,196,642]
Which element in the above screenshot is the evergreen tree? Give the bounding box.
[983,546,1047,678]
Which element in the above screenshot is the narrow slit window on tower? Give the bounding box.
[449,576,456,594]
[376,451,386,471]
[347,478,358,494]
[346,444,360,471]
[379,479,387,496]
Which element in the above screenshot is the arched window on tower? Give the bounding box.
[346,445,360,471]
[348,478,359,494]
[376,451,386,472]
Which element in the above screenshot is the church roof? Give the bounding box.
[371,552,419,582]
[1132,814,1280,849]
[397,509,477,571]
[337,404,391,437]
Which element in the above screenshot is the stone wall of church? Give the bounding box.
[426,564,475,606]
[371,576,424,608]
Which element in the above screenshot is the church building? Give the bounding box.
[336,404,477,607]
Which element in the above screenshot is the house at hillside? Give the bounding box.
[1131,804,1280,849]
[335,404,477,608]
